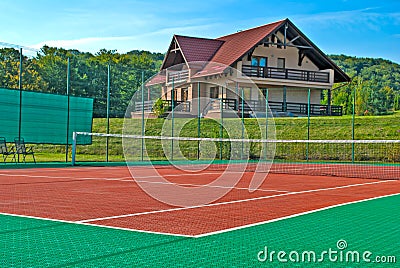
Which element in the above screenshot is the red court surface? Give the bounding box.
[0,166,399,237]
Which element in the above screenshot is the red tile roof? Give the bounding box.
[175,35,224,63]
[146,72,166,86]
[190,20,285,78]
[212,20,285,66]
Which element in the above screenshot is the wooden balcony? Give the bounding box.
[240,100,342,116]
[242,65,330,83]
[134,98,342,117]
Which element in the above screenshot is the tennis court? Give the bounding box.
[0,161,399,266]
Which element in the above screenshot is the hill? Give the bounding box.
[328,54,400,115]
[1,46,399,117]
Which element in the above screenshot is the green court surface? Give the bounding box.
[1,194,398,267]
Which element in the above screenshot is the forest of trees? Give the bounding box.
[0,46,163,117]
[327,55,400,115]
[0,46,399,117]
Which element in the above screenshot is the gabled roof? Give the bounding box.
[161,35,223,70]
[212,20,285,67]
[160,18,350,83]
[176,35,224,63]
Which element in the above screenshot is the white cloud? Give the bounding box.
[29,23,218,53]
[293,8,399,32]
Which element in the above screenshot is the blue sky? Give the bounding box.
[1,0,400,63]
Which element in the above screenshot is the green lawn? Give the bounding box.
[14,112,400,163]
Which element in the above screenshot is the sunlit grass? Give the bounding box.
[15,112,400,163]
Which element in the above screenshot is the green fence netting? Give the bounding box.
[0,88,93,145]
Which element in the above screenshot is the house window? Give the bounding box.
[277,58,286,69]
[209,87,219,99]
[251,57,267,67]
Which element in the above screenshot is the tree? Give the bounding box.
[330,55,400,115]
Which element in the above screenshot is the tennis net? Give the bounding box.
[71,132,400,180]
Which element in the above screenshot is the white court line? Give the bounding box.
[0,211,193,238]
[0,173,133,182]
[0,171,243,180]
[78,180,394,223]
[272,166,336,172]
[133,179,289,193]
[0,173,288,194]
[193,192,400,238]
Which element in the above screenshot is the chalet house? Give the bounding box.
[136,18,350,118]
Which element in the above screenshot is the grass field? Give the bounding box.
[17,111,400,163]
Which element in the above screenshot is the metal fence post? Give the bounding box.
[171,77,175,161]
[241,88,244,159]
[352,84,356,163]
[265,88,269,160]
[306,88,311,161]
[141,70,145,161]
[66,58,71,162]
[106,64,111,162]
[220,95,223,160]
[197,82,201,160]
[18,48,23,163]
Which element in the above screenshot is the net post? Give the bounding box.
[71,132,77,166]
[65,57,71,163]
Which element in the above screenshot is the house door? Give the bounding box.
[181,88,188,102]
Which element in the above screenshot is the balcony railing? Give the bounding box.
[167,70,190,84]
[242,65,330,83]
[135,98,342,116]
[134,100,154,112]
[164,100,191,112]
[240,100,342,116]
[134,99,191,113]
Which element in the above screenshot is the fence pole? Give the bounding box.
[352,83,356,163]
[106,64,111,162]
[65,58,71,162]
[18,48,23,163]
[197,82,201,160]
[141,70,145,161]
[241,88,244,159]
[219,94,223,160]
[306,88,311,161]
[265,88,269,160]
[171,77,175,161]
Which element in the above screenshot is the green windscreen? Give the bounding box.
[0,88,93,145]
